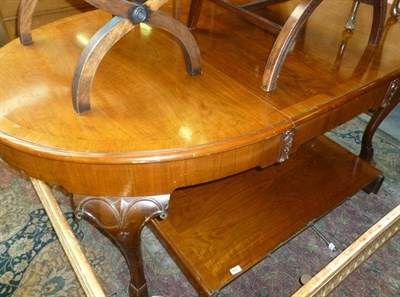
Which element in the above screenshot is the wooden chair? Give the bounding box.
[187,0,388,91]
[17,0,202,115]
[346,0,400,29]
[345,0,400,45]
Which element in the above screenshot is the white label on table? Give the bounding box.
[230,265,242,275]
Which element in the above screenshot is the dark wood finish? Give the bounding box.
[73,194,170,297]
[360,78,400,162]
[72,16,135,113]
[0,1,399,296]
[261,0,322,91]
[17,0,39,44]
[151,136,383,295]
[368,0,387,45]
[187,0,288,31]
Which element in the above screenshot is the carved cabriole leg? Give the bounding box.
[17,0,40,45]
[360,78,400,162]
[73,194,170,297]
[261,0,322,92]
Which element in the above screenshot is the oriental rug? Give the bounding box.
[0,116,399,297]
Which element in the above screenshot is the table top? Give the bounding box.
[1,0,399,196]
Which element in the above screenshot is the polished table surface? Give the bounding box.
[1,0,399,197]
[0,0,399,296]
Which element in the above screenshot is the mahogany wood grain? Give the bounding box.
[151,136,383,295]
[0,7,293,196]
[1,1,398,197]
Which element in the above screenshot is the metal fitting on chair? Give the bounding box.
[130,5,149,23]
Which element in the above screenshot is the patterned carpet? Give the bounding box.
[0,116,399,297]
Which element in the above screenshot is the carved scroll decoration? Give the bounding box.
[277,128,295,163]
[73,194,170,297]
[381,77,400,108]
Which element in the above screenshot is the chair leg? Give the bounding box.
[345,0,361,30]
[187,0,204,29]
[261,0,322,92]
[368,0,386,45]
[17,0,39,45]
[72,17,135,114]
[344,0,387,46]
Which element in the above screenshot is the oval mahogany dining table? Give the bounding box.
[1,0,399,296]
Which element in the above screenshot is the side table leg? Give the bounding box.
[360,78,400,162]
[73,194,170,297]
